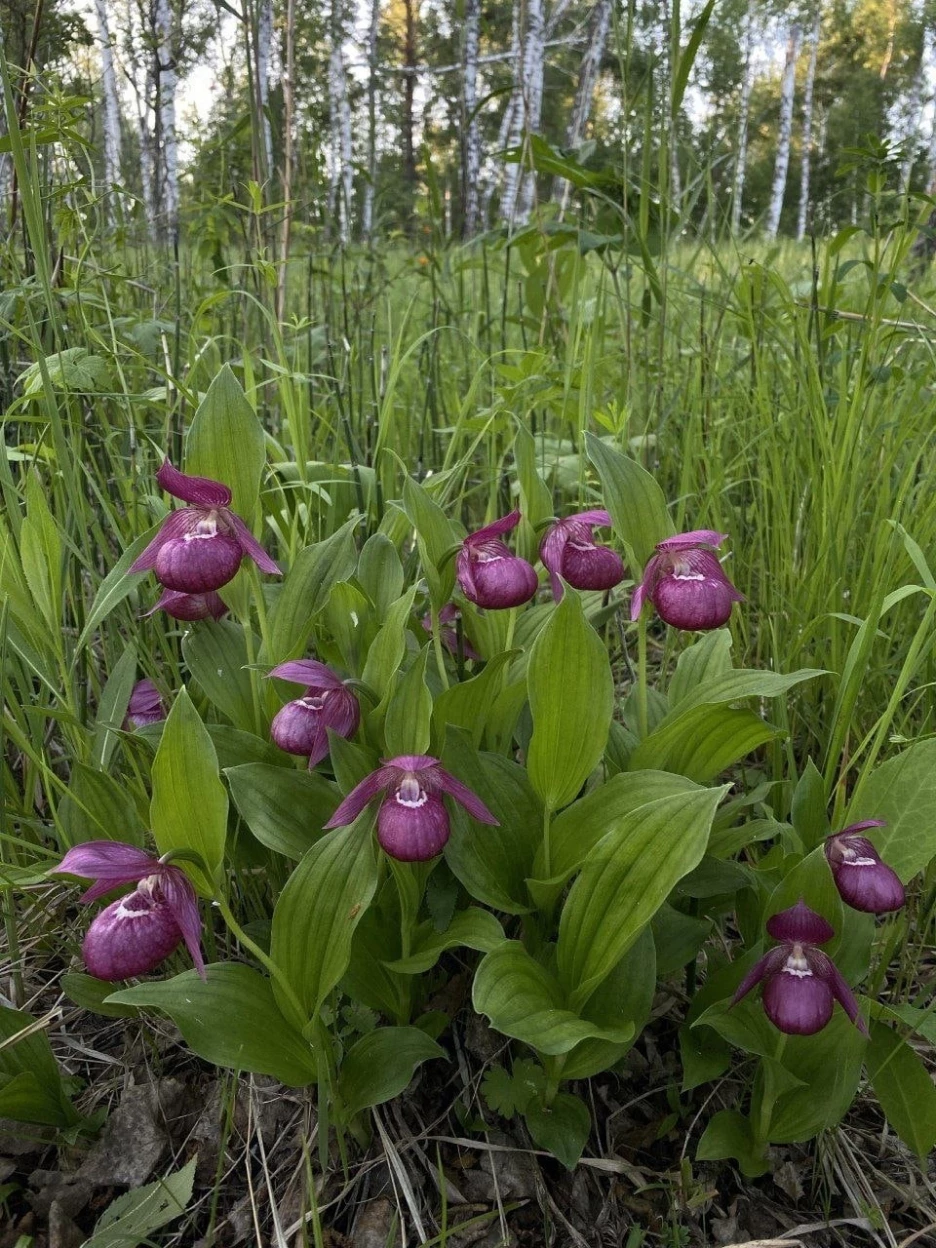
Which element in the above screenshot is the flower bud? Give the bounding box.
[631,529,742,631]
[540,510,624,600]
[825,822,905,915]
[456,511,538,610]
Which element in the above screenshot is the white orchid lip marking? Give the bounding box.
[396,774,429,808]
[672,572,705,581]
[783,943,813,978]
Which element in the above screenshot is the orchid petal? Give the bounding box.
[306,722,332,769]
[156,459,232,508]
[436,767,499,825]
[838,819,887,835]
[128,510,199,574]
[821,955,869,1035]
[268,660,345,690]
[730,946,787,1007]
[52,842,158,903]
[570,509,612,528]
[145,589,229,621]
[324,766,396,828]
[385,755,439,772]
[161,867,206,979]
[766,899,834,945]
[539,522,569,576]
[656,529,727,552]
[630,556,660,621]
[228,513,281,575]
[465,510,522,545]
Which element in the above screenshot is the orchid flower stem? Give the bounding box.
[636,610,649,740]
[504,606,517,655]
[755,1034,787,1150]
[216,896,307,1034]
[247,561,274,657]
[429,604,450,691]
[542,805,553,880]
[543,1053,567,1108]
[240,619,264,737]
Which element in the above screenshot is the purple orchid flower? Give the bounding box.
[631,529,743,631]
[123,680,167,731]
[147,588,229,622]
[129,460,280,595]
[540,509,625,600]
[267,660,361,768]
[825,821,905,915]
[456,511,538,610]
[731,899,867,1037]
[420,604,482,662]
[324,755,498,862]
[51,842,205,982]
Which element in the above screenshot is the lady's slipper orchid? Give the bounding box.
[148,588,229,621]
[631,529,742,631]
[825,821,905,915]
[731,900,866,1037]
[51,842,205,982]
[268,660,361,767]
[324,755,498,862]
[123,680,166,730]
[130,460,280,594]
[456,511,538,610]
[540,509,625,600]
[420,604,481,662]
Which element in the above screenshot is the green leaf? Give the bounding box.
[338,1027,444,1117]
[667,629,733,711]
[357,532,404,621]
[384,908,505,974]
[431,650,517,751]
[672,0,716,113]
[185,364,266,525]
[696,1109,769,1177]
[19,346,109,395]
[524,1093,591,1170]
[19,471,62,633]
[526,590,613,810]
[91,644,139,771]
[849,739,936,883]
[790,758,829,852]
[766,1010,866,1141]
[679,1023,730,1092]
[270,812,379,1023]
[0,1004,77,1126]
[402,475,462,607]
[62,972,139,1018]
[584,433,673,566]
[226,763,339,859]
[59,763,147,849]
[108,964,316,1085]
[83,1158,196,1248]
[76,522,163,649]
[472,942,634,1056]
[867,1020,936,1158]
[556,785,726,1010]
[361,586,418,701]
[513,420,554,551]
[183,619,257,731]
[384,645,432,756]
[264,518,361,663]
[150,687,228,891]
[482,1059,546,1116]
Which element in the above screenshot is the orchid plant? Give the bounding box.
[44,372,933,1173]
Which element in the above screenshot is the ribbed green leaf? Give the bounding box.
[186,364,266,525]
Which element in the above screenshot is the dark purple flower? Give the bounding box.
[147,588,229,621]
[540,509,625,600]
[420,604,482,662]
[731,900,866,1037]
[51,842,205,981]
[825,821,905,915]
[129,460,280,594]
[456,511,538,610]
[324,754,498,862]
[123,680,166,730]
[268,660,361,768]
[631,529,743,631]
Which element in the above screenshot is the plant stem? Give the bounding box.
[217,896,307,1033]
[636,609,649,739]
[542,804,553,879]
[429,604,450,690]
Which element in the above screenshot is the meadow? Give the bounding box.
[2,171,936,1246]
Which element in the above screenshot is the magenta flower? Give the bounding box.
[420,604,481,662]
[147,588,229,621]
[456,511,538,610]
[540,509,625,600]
[268,660,361,768]
[825,821,905,915]
[731,900,866,1037]
[324,755,498,862]
[123,680,166,730]
[129,460,280,594]
[51,842,205,982]
[631,529,743,631]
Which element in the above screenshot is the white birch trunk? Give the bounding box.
[796,10,820,240]
[93,0,122,217]
[256,0,274,178]
[327,13,353,244]
[499,0,526,226]
[765,22,800,239]
[362,0,380,237]
[154,0,178,238]
[462,0,481,235]
[731,0,757,232]
[516,0,547,222]
[551,0,612,208]
[659,0,681,205]
[277,0,296,318]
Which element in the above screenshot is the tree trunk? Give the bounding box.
[154,0,178,240]
[327,0,354,244]
[765,22,800,239]
[93,0,122,220]
[796,9,820,240]
[362,0,380,237]
[277,0,296,319]
[482,3,521,223]
[516,0,547,222]
[256,0,274,179]
[659,0,681,205]
[551,0,612,209]
[402,0,418,226]
[461,0,481,235]
[731,0,757,232]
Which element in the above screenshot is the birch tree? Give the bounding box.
[277,0,296,317]
[362,0,380,237]
[731,0,758,232]
[93,0,122,218]
[461,0,481,235]
[551,0,612,209]
[255,0,274,179]
[501,0,546,226]
[154,0,179,239]
[796,7,820,239]
[765,20,800,238]
[327,0,353,243]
